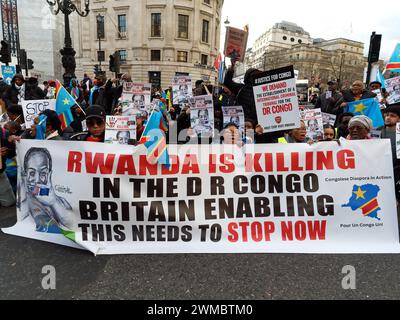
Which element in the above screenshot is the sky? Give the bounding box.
[221,0,400,61]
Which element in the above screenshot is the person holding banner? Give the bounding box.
[347,115,373,140]
[70,106,106,142]
[221,123,243,146]
[0,125,16,207]
[277,121,308,144]
[323,125,336,141]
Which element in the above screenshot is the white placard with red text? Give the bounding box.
[253,66,300,133]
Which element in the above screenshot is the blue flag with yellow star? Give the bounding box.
[345,98,384,128]
[55,80,76,130]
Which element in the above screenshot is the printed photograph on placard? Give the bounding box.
[121,83,152,110]
[397,123,400,159]
[105,116,136,145]
[322,113,337,126]
[372,89,387,110]
[222,106,245,135]
[172,76,193,105]
[302,108,324,141]
[385,76,400,105]
[190,95,214,137]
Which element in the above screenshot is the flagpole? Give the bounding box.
[56,79,87,116]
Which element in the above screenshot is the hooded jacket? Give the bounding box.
[223,67,261,122]
[2,75,45,108]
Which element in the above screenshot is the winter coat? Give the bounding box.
[223,68,260,123]
[333,89,377,116]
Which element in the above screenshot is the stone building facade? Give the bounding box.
[72,0,224,88]
[244,22,373,87]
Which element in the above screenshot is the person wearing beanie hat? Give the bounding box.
[347,115,373,140]
[70,105,106,142]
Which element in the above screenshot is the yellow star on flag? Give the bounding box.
[353,102,367,114]
[63,98,70,105]
[353,187,367,200]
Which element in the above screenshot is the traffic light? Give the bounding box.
[114,51,121,74]
[368,32,382,63]
[20,49,27,69]
[109,54,115,72]
[0,41,11,64]
[27,58,34,70]
[109,52,121,73]
[94,64,99,75]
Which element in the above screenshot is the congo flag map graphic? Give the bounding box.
[342,184,382,221]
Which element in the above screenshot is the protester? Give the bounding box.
[223,65,262,122]
[315,81,342,114]
[347,115,373,140]
[6,104,24,127]
[336,112,354,139]
[3,74,26,107]
[322,125,336,141]
[70,105,106,142]
[111,73,132,113]
[278,121,307,143]
[334,80,376,116]
[221,123,243,146]
[0,125,16,207]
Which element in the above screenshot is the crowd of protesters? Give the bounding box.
[0,63,400,209]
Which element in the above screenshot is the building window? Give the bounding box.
[283,36,287,40]
[178,14,189,39]
[151,13,161,37]
[202,20,209,43]
[118,15,127,33]
[177,51,188,62]
[290,38,295,42]
[151,50,161,61]
[118,50,127,64]
[204,0,211,4]
[298,39,302,44]
[96,15,105,39]
[201,54,208,65]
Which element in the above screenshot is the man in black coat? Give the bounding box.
[2,75,45,108]
[223,66,262,123]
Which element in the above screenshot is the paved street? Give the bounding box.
[1,206,400,300]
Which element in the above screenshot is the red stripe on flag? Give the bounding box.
[59,113,68,131]
[387,63,400,69]
[361,199,379,216]
[147,137,167,164]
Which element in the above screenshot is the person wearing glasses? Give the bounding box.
[70,105,106,142]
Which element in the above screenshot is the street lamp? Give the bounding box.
[96,13,103,72]
[46,0,90,86]
[224,16,230,25]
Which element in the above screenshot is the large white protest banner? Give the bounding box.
[22,99,56,129]
[3,140,400,255]
[253,66,300,133]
